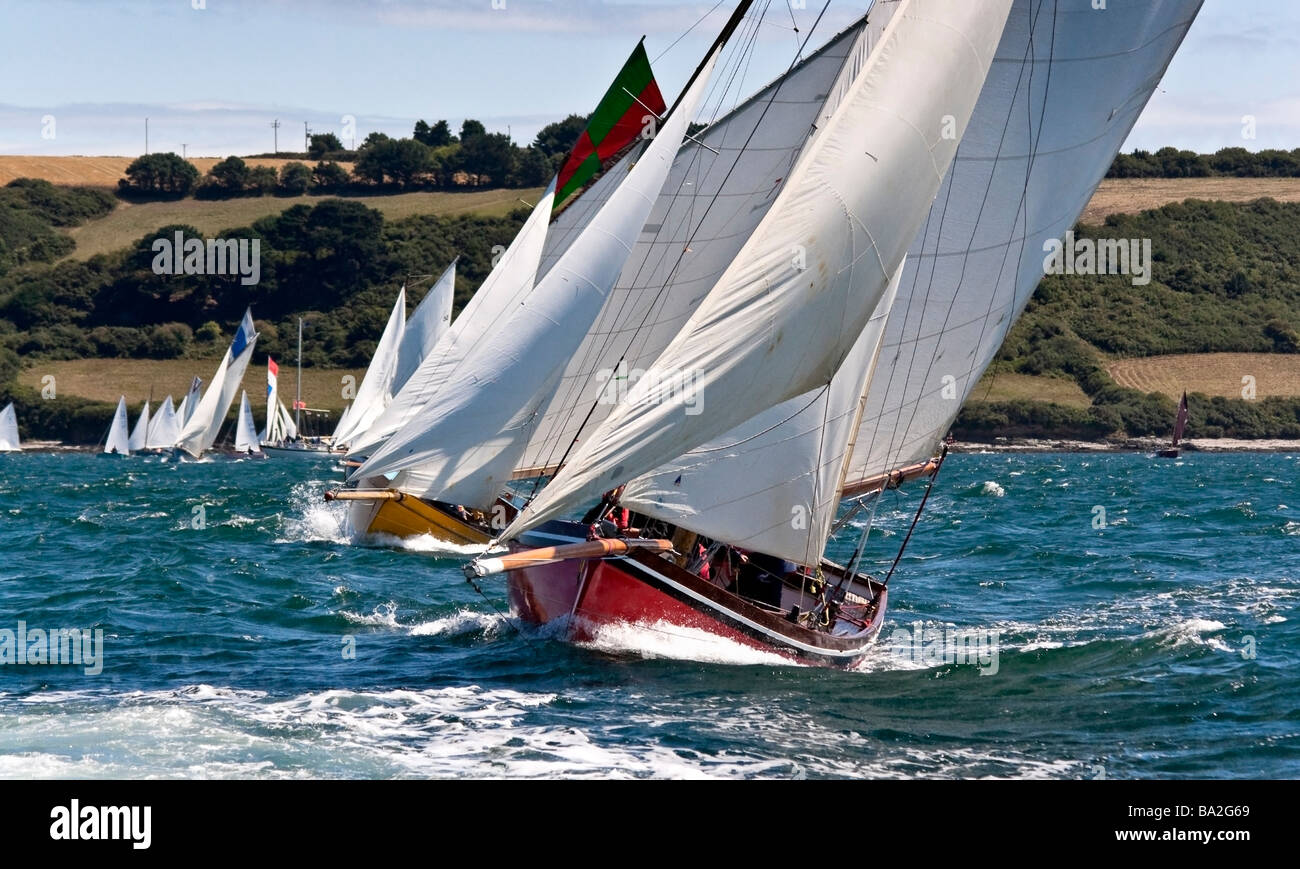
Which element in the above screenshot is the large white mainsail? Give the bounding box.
[509,0,1013,537]
[621,262,905,566]
[517,14,881,477]
[127,401,151,453]
[104,396,131,455]
[0,402,20,452]
[354,55,722,511]
[331,289,407,448]
[392,261,457,394]
[847,0,1205,483]
[146,396,179,449]
[175,310,258,458]
[343,182,557,460]
[235,391,261,453]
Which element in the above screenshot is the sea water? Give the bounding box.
[0,451,1295,778]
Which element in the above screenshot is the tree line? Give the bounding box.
[119,116,592,199]
[1106,146,1300,178]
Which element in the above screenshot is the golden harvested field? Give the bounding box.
[65,187,544,260]
[967,371,1093,408]
[0,155,338,188]
[1107,353,1300,399]
[1081,178,1300,224]
[18,358,364,414]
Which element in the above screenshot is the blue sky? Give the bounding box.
[1,0,1296,157]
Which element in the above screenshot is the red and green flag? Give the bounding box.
[555,41,666,209]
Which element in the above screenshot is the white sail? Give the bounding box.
[509,0,1012,537]
[331,289,407,447]
[278,401,298,440]
[0,402,20,452]
[235,391,261,453]
[517,17,880,476]
[344,180,558,460]
[355,53,722,510]
[848,0,1205,482]
[621,263,904,566]
[127,401,151,453]
[146,396,179,449]
[176,310,258,458]
[104,396,131,455]
[179,376,202,428]
[393,260,457,394]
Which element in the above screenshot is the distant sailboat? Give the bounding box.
[1158,392,1190,459]
[261,329,330,456]
[127,401,151,453]
[175,310,258,458]
[234,391,263,456]
[0,402,21,452]
[146,396,180,450]
[178,376,202,428]
[103,396,131,456]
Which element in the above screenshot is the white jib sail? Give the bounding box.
[392,260,457,395]
[621,262,905,566]
[509,0,1013,537]
[105,396,131,455]
[146,396,179,450]
[128,401,151,453]
[0,402,20,451]
[355,55,722,510]
[518,16,881,477]
[278,401,298,440]
[176,310,258,457]
[180,377,202,428]
[235,391,261,453]
[343,180,557,460]
[848,0,1205,482]
[331,289,407,447]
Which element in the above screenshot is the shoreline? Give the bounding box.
[950,436,1300,454]
[13,437,1300,455]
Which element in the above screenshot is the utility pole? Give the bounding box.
[270,119,280,154]
[144,118,149,155]
[304,122,311,152]
[181,143,188,159]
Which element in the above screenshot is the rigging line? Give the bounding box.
[654,0,728,63]
[968,1,1059,398]
[867,0,1045,478]
[523,7,772,496]
[878,444,948,592]
[463,571,530,642]
[533,0,838,494]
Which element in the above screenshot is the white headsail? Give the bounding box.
[392,261,457,394]
[517,15,882,478]
[343,181,557,460]
[847,0,1206,483]
[331,289,407,448]
[354,52,723,510]
[175,310,258,458]
[179,376,202,428]
[621,263,905,566]
[146,396,179,450]
[104,396,131,455]
[509,0,1013,537]
[127,401,151,453]
[0,402,21,452]
[235,391,261,453]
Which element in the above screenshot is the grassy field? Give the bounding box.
[1080,178,1300,224]
[0,155,350,187]
[18,358,365,415]
[1107,352,1300,400]
[966,371,1093,407]
[64,187,544,260]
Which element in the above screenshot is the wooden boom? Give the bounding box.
[324,489,404,503]
[465,538,674,579]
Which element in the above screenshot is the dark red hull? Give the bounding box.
[506,524,889,668]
